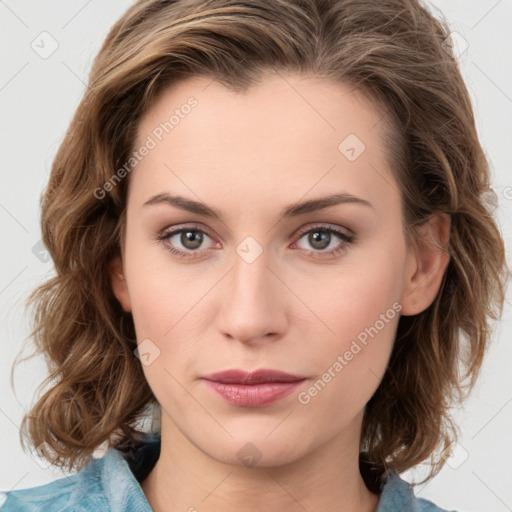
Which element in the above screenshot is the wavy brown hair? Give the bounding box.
[12,0,508,488]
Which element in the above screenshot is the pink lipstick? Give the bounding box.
[201,369,306,407]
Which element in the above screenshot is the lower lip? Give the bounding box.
[202,379,305,407]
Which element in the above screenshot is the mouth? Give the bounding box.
[201,368,307,407]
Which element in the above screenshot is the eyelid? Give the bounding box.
[293,222,354,239]
[160,223,218,242]
[158,222,352,244]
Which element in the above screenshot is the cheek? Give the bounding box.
[296,296,399,425]
[123,231,204,337]
[307,242,404,345]
[124,257,201,416]
[123,238,217,397]
[296,243,404,405]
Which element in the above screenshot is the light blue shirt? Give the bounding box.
[0,433,456,511]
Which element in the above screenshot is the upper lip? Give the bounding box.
[202,369,306,384]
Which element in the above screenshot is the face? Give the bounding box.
[110,72,447,467]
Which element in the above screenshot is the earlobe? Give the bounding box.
[400,213,451,316]
[109,256,132,313]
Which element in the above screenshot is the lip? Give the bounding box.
[202,368,306,384]
[201,369,307,407]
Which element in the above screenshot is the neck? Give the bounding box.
[141,411,380,512]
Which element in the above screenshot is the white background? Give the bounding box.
[1,1,511,511]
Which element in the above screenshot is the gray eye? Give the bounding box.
[179,230,204,250]
[307,230,331,250]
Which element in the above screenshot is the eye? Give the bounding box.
[155,224,218,260]
[156,223,355,261]
[292,224,355,258]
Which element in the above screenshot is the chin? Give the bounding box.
[196,430,315,469]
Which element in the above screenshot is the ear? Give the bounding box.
[400,213,451,316]
[108,255,131,313]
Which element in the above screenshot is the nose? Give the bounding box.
[215,245,289,346]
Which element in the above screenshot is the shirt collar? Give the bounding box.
[97,433,429,512]
[99,433,160,512]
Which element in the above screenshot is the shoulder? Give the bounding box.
[0,455,110,511]
[377,471,459,512]
[0,435,159,512]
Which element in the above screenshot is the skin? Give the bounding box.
[110,72,450,512]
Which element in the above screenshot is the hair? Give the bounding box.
[12,0,508,489]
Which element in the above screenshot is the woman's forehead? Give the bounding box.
[128,73,397,211]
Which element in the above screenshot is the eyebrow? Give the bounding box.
[143,192,373,220]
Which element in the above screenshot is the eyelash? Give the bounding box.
[155,223,355,261]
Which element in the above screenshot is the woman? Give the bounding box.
[1,0,507,510]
